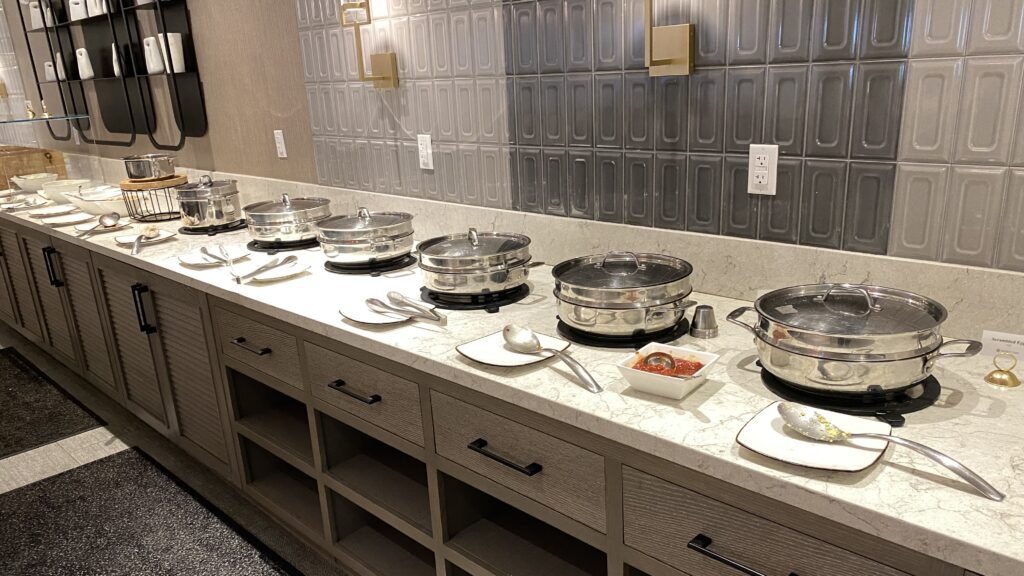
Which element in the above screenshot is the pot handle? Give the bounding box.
[357,207,370,221]
[596,251,645,275]
[815,284,882,317]
[925,339,983,370]
[468,227,479,246]
[726,306,757,334]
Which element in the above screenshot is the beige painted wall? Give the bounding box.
[2,0,316,182]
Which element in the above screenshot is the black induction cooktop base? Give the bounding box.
[178,219,247,236]
[324,255,417,276]
[555,319,691,350]
[420,285,530,313]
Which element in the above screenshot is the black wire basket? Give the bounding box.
[120,178,182,222]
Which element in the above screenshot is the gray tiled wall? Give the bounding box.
[298,0,1024,273]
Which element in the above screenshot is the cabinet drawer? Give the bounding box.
[622,467,907,576]
[431,391,606,533]
[214,307,301,388]
[306,342,423,446]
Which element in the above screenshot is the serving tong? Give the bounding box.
[366,291,447,325]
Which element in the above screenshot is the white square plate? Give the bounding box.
[40,212,95,227]
[736,401,891,472]
[28,204,78,218]
[177,244,251,267]
[457,330,569,367]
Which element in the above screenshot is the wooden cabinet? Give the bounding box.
[0,226,43,340]
[0,228,18,327]
[18,228,78,367]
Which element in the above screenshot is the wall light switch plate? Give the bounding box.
[273,130,287,158]
[748,144,778,195]
[417,134,433,170]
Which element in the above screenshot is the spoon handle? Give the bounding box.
[77,222,102,238]
[544,349,603,394]
[852,433,1004,501]
[131,234,144,255]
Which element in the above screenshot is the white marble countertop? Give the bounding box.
[4,210,1023,575]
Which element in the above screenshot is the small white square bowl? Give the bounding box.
[617,343,720,399]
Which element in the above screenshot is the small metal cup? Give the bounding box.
[690,305,719,338]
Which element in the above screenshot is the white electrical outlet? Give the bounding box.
[417,134,434,170]
[273,130,287,158]
[748,144,778,195]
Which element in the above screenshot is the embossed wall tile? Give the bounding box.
[421,151,440,201]
[764,65,807,155]
[954,56,1024,165]
[410,14,433,79]
[722,155,759,238]
[654,0,689,26]
[342,139,360,189]
[686,154,723,233]
[768,0,813,63]
[728,0,769,64]
[596,151,624,222]
[408,0,427,14]
[567,74,594,147]
[811,0,862,61]
[390,18,413,77]
[692,0,728,65]
[655,77,688,152]
[688,68,726,152]
[319,85,337,135]
[370,141,389,193]
[512,3,538,74]
[566,0,594,72]
[505,79,517,145]
[479,146,510,209]
[541,76,567,146]
[517,147,543,213]
[509,148,520,209]
[327,28,346,81]
[843,162,896,254]
[308,0,325,27]
[996,170,1024,271]
[758,158,803,243]
[941,166,1007,267]
[429,12,452,77]
[434,80,457,141]
[371,0,389,18]
[476,78,500,143]
[515,76,541,146]
[799,160,848,249]
[471,7,502,76]
[543,149,569,216]
[624,0,648,69]
[624,72,655,150]
[459,145,481,205]
[804,63,854,158]
[654,153,686,230]
[725,67,766,153]
[624,152,654,226]
[910,0,971,57]
[313,137,328,184]
[299,31,315,82]
[851,61,906,160]
[568,150,596,218]
[306,86,321,135]
[412,81,434,136]
[594,0,623,70]
[437,143,461,203]
[595,73,624,148]
[389,0,408,17]
[365,87,385,139]
[859,0,912,58]
[312,29,330,82]
[538,0,566,73]
[355,139,373,192]
[899,59,963,163]
[967,0,1024,55]
[335,85,351,137]
[454,79,478,142]
[884,163,946,258]
[385,142,404,196]
[400,141,422,197]
[450,9,474,77]
[297,0,311,30]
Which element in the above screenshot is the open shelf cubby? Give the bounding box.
[240,437,323,537]
[328,489,436,576]
[318,410,431,535]
[441,474,607,576]
[230,369,313,466]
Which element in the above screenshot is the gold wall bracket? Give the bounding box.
[644,0,696,77]
[339,1,399,89]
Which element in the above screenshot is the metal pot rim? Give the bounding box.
[417,228,532,272]
[552,252,694,288]
[317,208,414,242]
[753,332,940,362]
[553,285,694,310]
[244,194,331,225]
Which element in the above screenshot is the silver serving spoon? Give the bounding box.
[131,225,160,255]
[777,402,1004,502]
[365,298,445,324]
[77,212,120,238]
[233,255,298,285]
[502,324,602,394]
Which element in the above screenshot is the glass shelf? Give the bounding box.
[40,72,194,85]
[0,114,90,126]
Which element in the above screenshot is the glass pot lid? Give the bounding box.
[177,175,238,200]
[417,227,532,272]
[318,208,413,242]
[553,252,693,289]
[244,193,331,225]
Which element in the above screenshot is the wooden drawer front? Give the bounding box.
[622,467,907,576]
[431,391,606,533]
[215,307,301,388]
[306,342,423,446]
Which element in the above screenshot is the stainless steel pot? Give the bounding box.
[552,252,695,337]
[243,193,331,243]
[123,154,175,180]
[727,283,982,393]
[176,175,242,230]
[317,207,414,265]
[417,227,533,294]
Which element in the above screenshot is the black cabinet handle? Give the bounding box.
[42,247,63,287]
[687,534,797,576]
[467,438,542,476]
[130,283,157,334]
[328,379,381,404]
[230,337,271,356]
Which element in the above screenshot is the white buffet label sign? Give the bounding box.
[981,330,1024,358]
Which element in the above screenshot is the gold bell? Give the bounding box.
[985,352,1021,388]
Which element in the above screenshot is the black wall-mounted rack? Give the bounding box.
[16,0,207,150]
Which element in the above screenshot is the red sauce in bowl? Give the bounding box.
[631,355,705,378]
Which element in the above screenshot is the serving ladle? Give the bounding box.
[777,402,1004,501]
[77,211,120,238]
[502,324,602,394]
